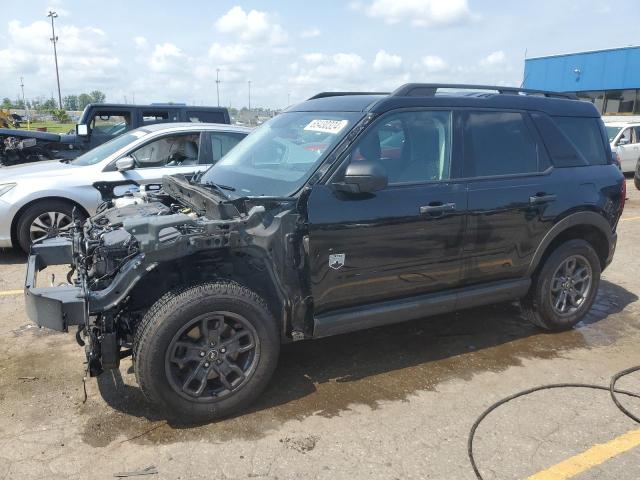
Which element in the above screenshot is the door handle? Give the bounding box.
[420,202,456,214]
[529,193,557,205]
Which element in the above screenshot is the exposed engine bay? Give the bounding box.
[29,174,305,376]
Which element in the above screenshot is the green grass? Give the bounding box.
[14,120,75,135]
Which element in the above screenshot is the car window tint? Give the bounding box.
[464,111,542,177]
[130,133,200,168]
[552,116,607,165]
[188,111,226,123]
[208,132,245,164]
[346,110,452,185]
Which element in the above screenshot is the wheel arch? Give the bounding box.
[527,211,613,277]
[126,247,289,338]
[10,196,90,246]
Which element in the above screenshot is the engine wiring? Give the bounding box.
[468,365,640,479]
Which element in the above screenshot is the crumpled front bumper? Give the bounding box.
[24,237,86,332]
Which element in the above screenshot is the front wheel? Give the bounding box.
[133,281,280,422]
[522,239,601,331]
[16,200,86,253]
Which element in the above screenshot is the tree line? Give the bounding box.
[1,90,107,112]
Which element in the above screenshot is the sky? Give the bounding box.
[1,0,637,109]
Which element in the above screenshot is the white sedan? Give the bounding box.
[0,122,250,252]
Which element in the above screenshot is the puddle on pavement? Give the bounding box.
[69,280,640,446]
[4,280,635,447]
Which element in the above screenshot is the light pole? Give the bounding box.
[247,80,252,111]
[19,76,30,130]
[47,10,63,109]
[216,69,221,107]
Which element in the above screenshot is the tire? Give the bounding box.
[634,172,640,191]
[522,239,601,331]
[16,199,86,253]
[133,281,280,422]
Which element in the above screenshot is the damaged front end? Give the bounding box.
[25,175,308,376]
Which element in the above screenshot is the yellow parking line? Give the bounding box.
[526,428,640,480]
[0,289,22,296]
[621,215,640,223]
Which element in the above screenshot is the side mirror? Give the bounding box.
[115,156,135,172]
[618,137,630,146]
[335,161,388,194]
[76,124,88,136]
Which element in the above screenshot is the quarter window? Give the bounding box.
[552,116,607,165]
[344,110,452,185]
[463,111,544,177]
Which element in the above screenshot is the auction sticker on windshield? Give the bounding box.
[304,119,348,134]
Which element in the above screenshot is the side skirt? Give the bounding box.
[312,278,531,338]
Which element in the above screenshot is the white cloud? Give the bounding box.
[133,36,148,49]
[0,19,121,95]
[291,52,365,86]
[421,55,447,72]
[208,42,250,63]
[480,50,506,67]
[215,6,288,46]
[373,49,402,72]
[357,0,476,27]
[300,27,321,38]
[148,43,187,72]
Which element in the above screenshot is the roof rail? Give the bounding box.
[390,83,578,100]
[307,91,388,100]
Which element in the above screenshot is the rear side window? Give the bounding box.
[463,111,547,177]
[188,111,226,123]
[209,132,245,164]
[552,117,607,166]
[141,110,179,125]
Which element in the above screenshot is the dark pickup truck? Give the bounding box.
[0,103,231,165]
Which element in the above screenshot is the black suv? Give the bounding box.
[1,103,231,165]
[25,84,625,421]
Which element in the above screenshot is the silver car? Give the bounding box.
[0,122,250,251]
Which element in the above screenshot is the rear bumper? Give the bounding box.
[24,238,86,332]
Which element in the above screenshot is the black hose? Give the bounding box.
[468,368,640,479]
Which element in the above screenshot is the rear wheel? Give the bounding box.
[522,239,600,331]
[133,281,279,422]
[16,200,85,253]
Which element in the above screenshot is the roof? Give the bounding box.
[137,122,252,134]
[82,103,229,110]
[527,45,640,61]
[289,84,600,118]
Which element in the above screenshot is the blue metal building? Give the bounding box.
[523,46,640,115]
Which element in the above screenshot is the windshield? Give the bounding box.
[606,126,623,143]
[71,131,145,166]
[199,111,363,197]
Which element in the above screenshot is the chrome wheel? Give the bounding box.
[165,311,259,402]
[29,211,73,242]
[550,254,592,315]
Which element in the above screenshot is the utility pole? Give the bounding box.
[47,10,63,109]
[287,92,290,106]
[20,77,30,130]
[216,69,221,107]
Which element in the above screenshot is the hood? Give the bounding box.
[0,128,61,142]
[0,159,88,182]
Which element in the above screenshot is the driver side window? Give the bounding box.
[90,113,131,136]
[340,110,452,185]
[129,133,201,168]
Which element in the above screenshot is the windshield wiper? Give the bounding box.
[200,181,236,199]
